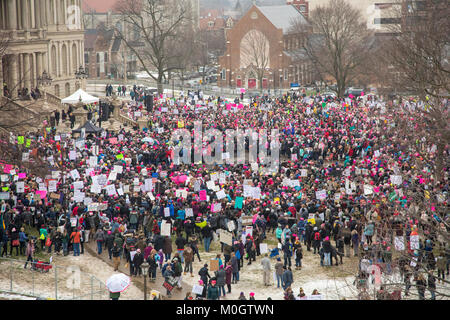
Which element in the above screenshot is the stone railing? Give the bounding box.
[46,91,65,109]
[0,96,47,132]
[117,112,137,127]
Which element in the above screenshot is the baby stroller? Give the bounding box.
[31,259,52,273]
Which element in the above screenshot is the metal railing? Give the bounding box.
[0,257,109,300]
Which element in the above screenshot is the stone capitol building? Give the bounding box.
[0,0,85,99]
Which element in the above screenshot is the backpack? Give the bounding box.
[314,232,321,241]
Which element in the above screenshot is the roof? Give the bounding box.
[256,5,308,33]
[72,121,104,134]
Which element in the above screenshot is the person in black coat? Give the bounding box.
[198,264,211,286]
[189,236,201,262]
[281,266,293,290]
[305,223,313,251]
[105,231,115,259]
[133,249,144,276]
[245,236,256,265]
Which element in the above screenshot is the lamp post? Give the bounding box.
[37,71,53,123]
[141,261,149,300]
[75,65,88,90]
[37,70,53,103]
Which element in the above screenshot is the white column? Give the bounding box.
[23,0,30,30]
[58,42,62,77]
[7,0,17,29]
[53,0,57,25]
[31,0,35,28]
[63,0,67,26]
[68,41,72,75]
[43,51,48,75]
[10,54,19,97]
[24,53,31,89]
[32,52,37,87]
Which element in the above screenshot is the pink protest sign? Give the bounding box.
[36,190,47,199]
[240,88,246,93]
[18,173,26,179]
[199,190,207,201]
[109,137,118,145]
[3,165,12,174]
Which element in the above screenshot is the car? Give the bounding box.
[321,91,336,98]
[345,87,365,97]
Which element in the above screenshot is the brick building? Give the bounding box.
[218,1,316,90]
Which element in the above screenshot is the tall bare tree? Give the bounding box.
[376,0,450,182]
[0,34,53,177]
[240,29,271,90]
[114,0,192,93]
[290,0,374,97]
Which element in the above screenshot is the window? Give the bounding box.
[208,21,214,28]
[284,69,288,80]
[299,5,306,12]
[251,12,258,19]
[105,52,108,63]
[96,53,100,63]
[221,69,226,80]
[374,17,401,24]
[84,53,89,64]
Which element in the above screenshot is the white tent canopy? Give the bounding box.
[61,89,99,104]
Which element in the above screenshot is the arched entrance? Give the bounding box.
[246,70,257,90]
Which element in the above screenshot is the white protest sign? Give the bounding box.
[48,180,57,192]
[185,208,193,217]
[108,172,117,181]
[73,181,84,190]
[69,150,77,160]
[114,165,123,174]
[364,185,373,195]
[212,203,222,212]
[216,189,226,200]
[105,184,116,196]
[219,229,233,246]
[394,236,405,251]
[316,190,327,200]
[90,184,101,194]
[410,235,420,250]
[161,221,171,236]
[192,285,204,295]
[260,243,268,254]
[89,156,97,167]
[390,175,402,185]
[164,207,170,217]
[70,169,80,180]
[16,181,24,193]
[206,180,215,190]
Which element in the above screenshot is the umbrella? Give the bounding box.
[141,137,154,143]
[106,273,131,293]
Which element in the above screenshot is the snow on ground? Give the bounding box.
[181,235,360,300]
[0,250,144,300]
